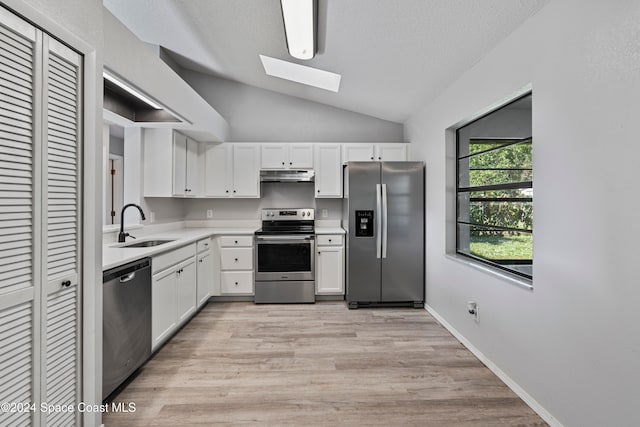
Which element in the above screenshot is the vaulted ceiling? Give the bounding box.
[103,0,549,123]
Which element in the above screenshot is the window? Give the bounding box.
[456,93,532,280]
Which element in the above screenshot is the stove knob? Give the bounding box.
[302,212,306,217]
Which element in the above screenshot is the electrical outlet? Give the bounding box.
[321,209,328,218]
[467,301,479,322]
[149,211,155,223]
[206,209,213,219]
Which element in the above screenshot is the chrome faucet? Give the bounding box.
[118,204,146,242]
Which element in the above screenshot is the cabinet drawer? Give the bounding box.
[197,237,212,253]
[220,271,253,294]
[152,243,196,274]
[220,247,253,270]
[316,235,343,246]
[219,235,253,247]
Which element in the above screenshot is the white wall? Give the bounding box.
[405,1,640,426]
[181,70,405,142]
[103,9,230,142]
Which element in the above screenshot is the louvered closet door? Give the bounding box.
[0,8,39,427]
[42,35,81,427]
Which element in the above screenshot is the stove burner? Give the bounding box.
[255,208,315,236]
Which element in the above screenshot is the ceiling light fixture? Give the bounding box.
[260,55,341,92]
[103,70,163,110]
[280,0,317,60]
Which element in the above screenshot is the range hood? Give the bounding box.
[260,170,315,182]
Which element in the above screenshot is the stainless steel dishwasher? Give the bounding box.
[102,257,152,400]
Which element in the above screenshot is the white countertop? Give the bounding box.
[103,227,257,271]
[314,227,346,235]
[103,225,346,271]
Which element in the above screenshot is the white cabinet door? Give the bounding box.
[289,144,313,168]
[316,246,344,294]
[172,133,187,196]
[232,144,260,197]
[197,251,213,307]
[152,268,177,350]
[143,128,174,197]
[375,143,407,161]
[176,257,197,323]
[343,144,375,162]
[204,144,231,197]
[261,144,287,169]
[185,138,202,196]
[43,38,82,425]
[314,144,342,198]
[220,271,253,294]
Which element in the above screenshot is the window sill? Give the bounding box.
[445,253,533,290]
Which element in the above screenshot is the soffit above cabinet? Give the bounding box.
[103,8,229,142]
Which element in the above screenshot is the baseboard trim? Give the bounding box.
[424,304,562,427]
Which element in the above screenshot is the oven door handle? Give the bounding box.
[255,235,315,241]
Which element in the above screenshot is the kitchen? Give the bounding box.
[1,1,639,426]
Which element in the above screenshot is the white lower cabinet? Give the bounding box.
[151,267,178,350]
[221,271,254,294]
[176,258,197,323]
[218,235,254,295]
[151,245,198,351]
[316,235,345,295]
[197,250,213,307]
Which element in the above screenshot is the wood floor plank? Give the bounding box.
[103,302,546,426]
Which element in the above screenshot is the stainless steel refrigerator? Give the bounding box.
[343,162,424,308]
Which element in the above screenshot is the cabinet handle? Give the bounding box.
[289,162,292,165]
[318,251,321,255]
[234,240,238,244]
[233,190,236,193]
[199,259,203,263]
[61,280,71,288]
[234,258,238,262]
[317,189,320,193]
[282,162,285,165]
[234,282,239,286]
[226,190,229,193]
[328,239,332,242]
[378,157,381,160]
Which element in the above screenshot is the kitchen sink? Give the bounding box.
[121,239,175,248]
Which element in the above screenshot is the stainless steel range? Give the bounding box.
[254,208,315,303]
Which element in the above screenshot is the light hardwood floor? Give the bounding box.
[103,302,546,426]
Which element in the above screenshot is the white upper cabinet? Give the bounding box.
[342,143,408,162]
[204,143,231,197]
[374,143,407,161]
[342,144,375,162]
[204,143,260,198]
[233,144,261,197]
[314,144,342,198]
[260,143,313,169]
[144,129,203,197]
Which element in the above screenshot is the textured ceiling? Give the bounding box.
[103,0,549,123]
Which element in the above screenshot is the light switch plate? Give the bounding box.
[321,209,328,218]
[206,209,213,218]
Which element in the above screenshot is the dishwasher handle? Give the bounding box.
[119,272,136,283]
[103,257,151,283]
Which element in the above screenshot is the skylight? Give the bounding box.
[259,55,341,92]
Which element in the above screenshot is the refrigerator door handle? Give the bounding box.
[381,183,388,258]
[376,183,382,259]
